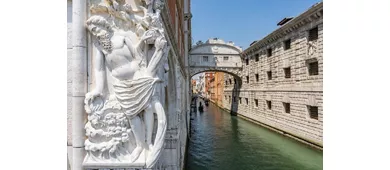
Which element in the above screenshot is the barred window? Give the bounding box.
[255,74,259,82]
[308,106,319,120]
[283,102,290,113]
[224,56,229,61]
[266,100,272,109]
[284,67,291,78]
[245,98,249,105]
[267,48,272,57]
[254,99,259,107]
[284,39,291,50]
[255,53,260,62]
[308,61,319,75]
[267,71,272,80]
[203,56,209,62]
[308,27,318,41]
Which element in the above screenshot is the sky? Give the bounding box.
[191,0,321,49]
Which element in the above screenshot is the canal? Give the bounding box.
[186,100,323,170]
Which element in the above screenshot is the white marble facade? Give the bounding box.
[67,0,190,169]
[189,38,242,77]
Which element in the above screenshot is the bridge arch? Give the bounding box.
[189,68,242,85]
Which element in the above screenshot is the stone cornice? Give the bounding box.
[190,43,242,53]
[243,2,323,57]
[224,86,323,93]
[190,53,241,56]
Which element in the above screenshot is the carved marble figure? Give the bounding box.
[83,0,168,168]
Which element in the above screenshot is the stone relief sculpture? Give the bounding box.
[307,41,317,57]
[83,0,168,168]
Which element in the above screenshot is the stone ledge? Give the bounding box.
[225,86,323,92]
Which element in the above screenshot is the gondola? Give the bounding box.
[198,103,204,112]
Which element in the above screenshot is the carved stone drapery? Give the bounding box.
[83,0,169,169]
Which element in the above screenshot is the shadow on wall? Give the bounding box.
[229,75,242,116]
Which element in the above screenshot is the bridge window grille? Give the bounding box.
[246,76,249,83]
[284,39,291,50]
[308,61,319,76]
[267,71,272,80]
[255,74,259,82]
[229,79,232,84]
[254,99,259,107]
[308,106,319,120]
[203,56,209,62]
[284,67,291,78]
[239,97,242,104]
[308,27,319,41]
[266,100,272,110]
[246,58,249,65]
[225,80,228,85]
[223,56,229,61]
[283,102,290,113]
[255,54,259,62]
[267,48,272,57]
[245,98,249,105]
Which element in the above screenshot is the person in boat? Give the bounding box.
[198,102,203,112]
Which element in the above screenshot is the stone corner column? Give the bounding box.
[72,0,88,169]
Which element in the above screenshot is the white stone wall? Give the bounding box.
[222,6,323,146]
[189,39,242,69]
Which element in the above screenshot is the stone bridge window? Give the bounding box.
[229,79,232,84]
[246,76,249,83]
[308,26,319,41]
[254,99,259,107]
[203,56,209,62]
[239,97,242,104]
[223,56,229,61]
[255,74,259,82]
[255,53,260,62]
[246,58,249,65]
[245,98,249,105]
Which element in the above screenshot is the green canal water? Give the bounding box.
[186,101,323,170]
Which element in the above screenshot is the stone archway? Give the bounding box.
[189,69,242,115]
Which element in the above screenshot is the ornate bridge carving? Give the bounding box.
[189,38,243,78]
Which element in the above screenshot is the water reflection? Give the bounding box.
[187,101,323,170]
